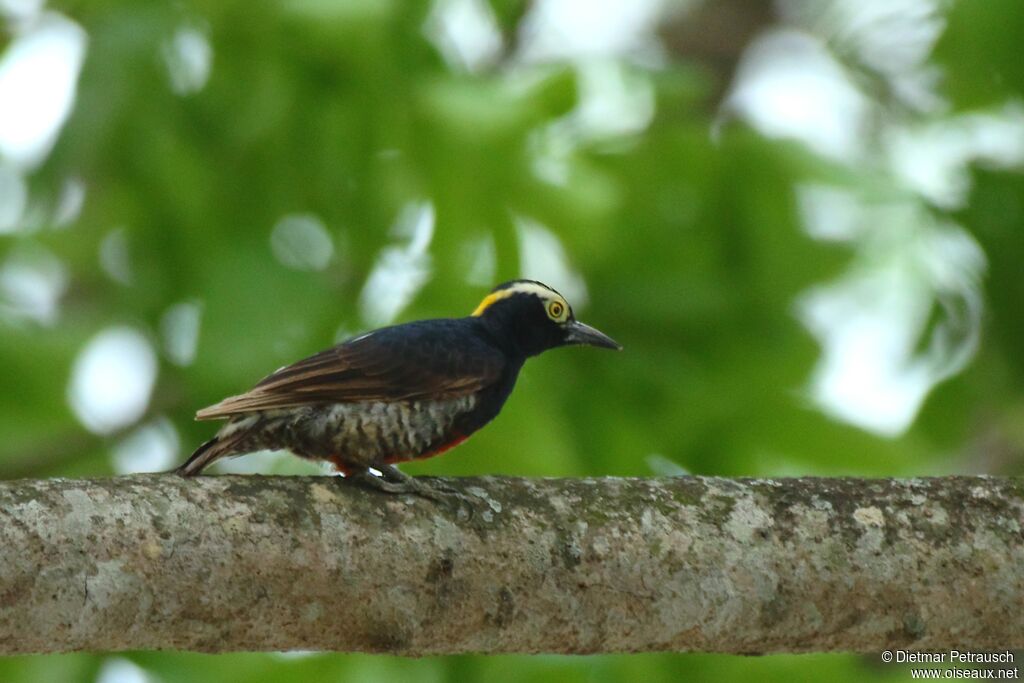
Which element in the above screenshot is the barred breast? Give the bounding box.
[220,396,478,469]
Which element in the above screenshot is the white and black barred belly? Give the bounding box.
[216,395,479,468]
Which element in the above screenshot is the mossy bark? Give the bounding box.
[0,475,1021,654]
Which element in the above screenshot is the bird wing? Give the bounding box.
[196,321,504,420]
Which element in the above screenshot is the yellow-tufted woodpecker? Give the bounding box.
[174,280,620,497]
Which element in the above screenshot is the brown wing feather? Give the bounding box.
[196,324,502,420]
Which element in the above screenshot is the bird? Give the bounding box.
[173,280,621,499]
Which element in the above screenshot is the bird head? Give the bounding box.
[472,280,622,358]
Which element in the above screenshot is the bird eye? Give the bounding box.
[547,301,565,320]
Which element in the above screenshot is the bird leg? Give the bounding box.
[376,463,415,484]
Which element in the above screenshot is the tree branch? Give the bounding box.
[0,475,1021,655]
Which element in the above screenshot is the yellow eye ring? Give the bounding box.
[547,301,565,320]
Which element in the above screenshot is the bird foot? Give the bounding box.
[346,467,476,509]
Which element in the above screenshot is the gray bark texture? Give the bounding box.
[0,474,1021,655]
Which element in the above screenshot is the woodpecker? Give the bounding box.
[174,280,620,497]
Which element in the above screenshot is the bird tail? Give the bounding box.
[173,416,259,477]
[173,437,226,477]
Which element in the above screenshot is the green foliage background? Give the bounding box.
[1,1,1022,681]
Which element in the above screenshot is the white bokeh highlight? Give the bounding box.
[516,216,588,308]
[270,213,334,271]
[0,0,45,23]
[517,0,666,63]
[0,12,86,169]
[163,25,212,96]
[529,59,656,187]
[67,327,158,435]
[359,202,434,327]
[424,0,502,73]
[53,175,86,227]
[160,300,202,366]
[727,29,869,162]
[0,245,67,325]
[887,104,1024,210]
[95,658,157,683]
[799,213,984,436]
[99,227,134,285]
[461,233,496,286]
[0,162,27,233]
[111,416,180,474]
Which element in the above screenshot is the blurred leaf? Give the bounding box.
[934,0,1024,109]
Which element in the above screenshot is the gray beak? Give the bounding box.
[564,320,622,350]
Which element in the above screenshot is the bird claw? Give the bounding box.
[414,478,480,509]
